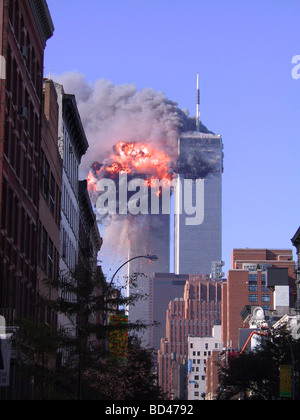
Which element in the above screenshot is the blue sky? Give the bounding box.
[44,0,300,275]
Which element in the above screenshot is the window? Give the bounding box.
[249,294,258,302]
[262,294,270,302]
[249,273,258,288]
[261,273,269,291]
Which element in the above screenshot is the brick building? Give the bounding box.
[0,0,53,320]
[37,78,62,323]
[0,0,54,399]
[222,249,296,349]
[205,248,296,399]
[157,275,222,399]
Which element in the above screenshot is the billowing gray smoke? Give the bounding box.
[54,72,215,179]
[53,72,219,262]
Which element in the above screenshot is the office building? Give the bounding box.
[149,272,188,352]
[205,248,297,399]
[187,325,222,400]
[157,275,222,399]
[222,249,296,349]
[174,132,223,275]
[127,212,170,347]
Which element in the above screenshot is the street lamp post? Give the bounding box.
[110,254,159,285]
[104,255,159,323]
[103,254,159,357]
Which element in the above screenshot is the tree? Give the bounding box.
[84,335,164,400]
[17,260,162,400]
[218,327,300,400]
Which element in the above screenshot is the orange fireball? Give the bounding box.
[105,141,172,180]
[87,141,173,193]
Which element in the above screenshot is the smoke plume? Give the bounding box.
[55,72,194,177]
[54,72,219,264]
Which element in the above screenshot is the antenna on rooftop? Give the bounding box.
[196,73,200,132]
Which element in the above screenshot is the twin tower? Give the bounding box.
[127,129,224,346]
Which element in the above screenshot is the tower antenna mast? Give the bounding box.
[196,73,200,132]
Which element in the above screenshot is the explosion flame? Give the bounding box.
[87,141,173,192]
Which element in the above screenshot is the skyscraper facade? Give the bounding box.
[157,275,222,399]
[127,213,170,346]
[149,272,188,352]
[174,132,223,275]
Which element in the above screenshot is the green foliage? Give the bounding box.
[218,327,300,400]
[16,261,162,400]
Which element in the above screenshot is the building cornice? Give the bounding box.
[29,0,54,47]
[291,227,300,247]
[63,94,89,160]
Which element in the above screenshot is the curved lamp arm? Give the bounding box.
[110,255,158,285]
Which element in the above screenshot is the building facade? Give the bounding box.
[0,0,54,399]
[187,325,222,400]
[157,275,223,399]
[222,249,296,349]
[127,212,170,347]
[149,272,188,352]
[78,180,102,268]
[55,83,89,332]
[291,227,300,313]
[0,0,53,319]
[174,132,223,275]
[37,78,62,324]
